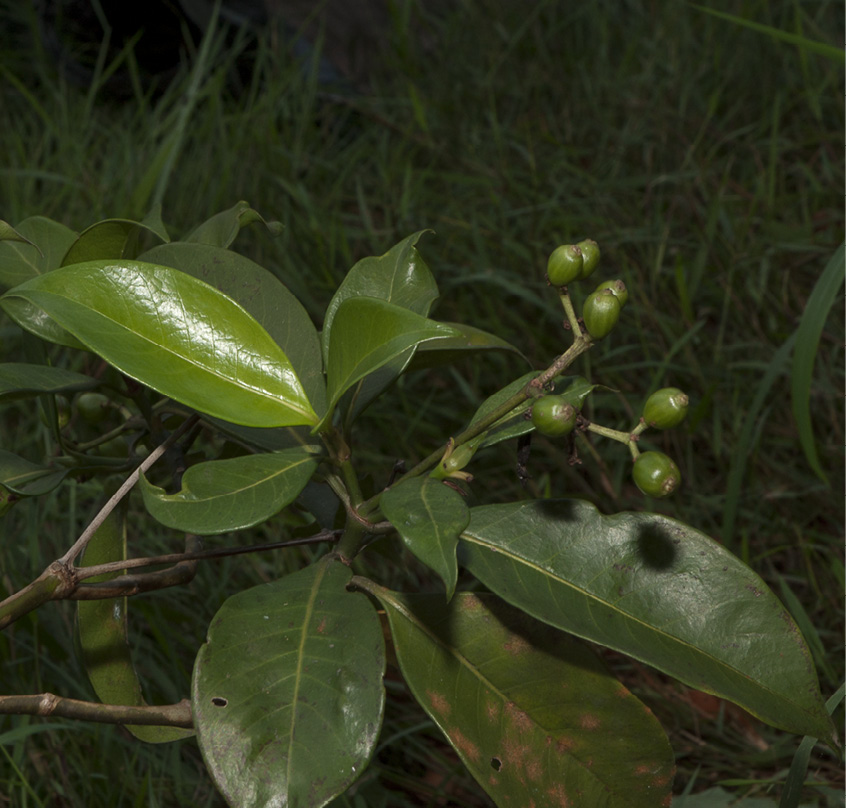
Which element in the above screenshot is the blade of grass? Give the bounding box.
[690,4,843,62]
[779,682,845,808]
[790,245,843,485]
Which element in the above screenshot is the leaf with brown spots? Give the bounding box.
[359,581,674,808]
[460,499,837,745]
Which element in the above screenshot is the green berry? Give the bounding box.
[547,245,584,286]
[632,451,680,497]
[76,392,110,426]
[531,395,577,437]
[577,239,600,278]
[593,279,628,307]
[643,387,689,429]
[582,289,621,339]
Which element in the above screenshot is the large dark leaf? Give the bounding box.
[0,450,67,496]
[0,216,77,289]
[77,504,194,743]
[380,477,468,599]
[0,363,97,401]
[140,448,321,534]
[367,585,675,807]
[193,557,385,808]
[0,261,317,428]
[460,499,836,743]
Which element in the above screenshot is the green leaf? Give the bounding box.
[61,211,169,266]
[460,499,836,743]
[0,261,318,428]
[0,363,98,401]
[322,297,459,427]
[380,477,468,599]
[183,201,283,248]
[77,504,194,743]
[321,229,438,365]
[140,448,321,535]
[0,216,78,289]
[192,557,385,808]
[139,241,326,418]
[323,230,439,425]
[0,450,67,495]
[791,246,843,485]
[0,220,37,247]
[410,321,528,369]
[366,585,675,808]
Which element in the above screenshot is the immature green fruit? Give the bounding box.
[643,387,689,429]
[577,239,600,278]
[593,278,628,307]
[582,289,621,339]
[531,395,577,437]
[546,244,584,286]
[632,451,680,497]
[76,392,111,426]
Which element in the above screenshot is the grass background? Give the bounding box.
[0,0,843,805]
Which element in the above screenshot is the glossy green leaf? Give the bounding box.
[410,322,528,369]
[140,448,321,535]
[192,557,385,808]
[380,477,468,599]
[61,209,169,266]
[791,246,843,485]
[0,450,67,496]
[322,297,459,426]
[460,499,836,743]
[0,294,86,350]
[183,201,283,248]
[0,261,318,428]
[321,229,438,365]
[0,216,77,289]
[0,363,98,401]
[77,504,194,743]
[367,585,675,808]
[323,230,439,425]
[139,242,326,418]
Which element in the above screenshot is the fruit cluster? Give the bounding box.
[540,241,690,498]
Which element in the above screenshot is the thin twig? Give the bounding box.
[59,414,199,566]
[73,530,343,584]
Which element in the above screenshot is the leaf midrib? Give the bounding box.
[459,530,800,712]
[18,287,311,416]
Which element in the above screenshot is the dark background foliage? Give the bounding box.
[0,1,842,804]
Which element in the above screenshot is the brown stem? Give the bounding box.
[0,694,193,728]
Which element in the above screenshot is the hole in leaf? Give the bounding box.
[211,697,228,707]
[490,757,502,771]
